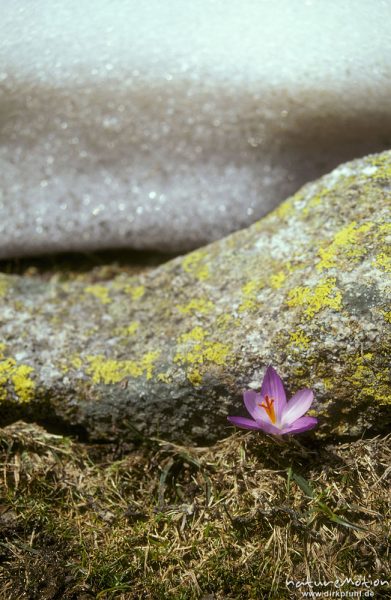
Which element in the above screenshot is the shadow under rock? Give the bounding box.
[0,247,177,279]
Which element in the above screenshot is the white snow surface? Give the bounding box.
[1,0,391,257]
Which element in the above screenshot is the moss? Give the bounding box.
[3,425,388,599]
[317,222,373,272]
[85,351,160,384]
[181,250,210,281]
[0,345,35,403]
[176,298,214,315]
[84,284,112,305]
[287,277,342,318]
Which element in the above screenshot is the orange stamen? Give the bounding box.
[258,394,276,424]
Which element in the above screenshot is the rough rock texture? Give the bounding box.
[0,152,390,443]
[2,1,391,257]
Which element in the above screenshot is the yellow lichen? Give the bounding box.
[179,327,206,343]
[157,372,172,384]
[349,352,390,405]
[0,348,35,403]
[321,377,334,391]
[174,328,231,386]
[373,252,391,273]
[377,223,391,236]
[187,369,202,386]
[175,341,230,369]
[216,314,235,330]
[71,355,83,369]
[242,280,259,296]
[202,342,231,365]
[114,322,140,336]
[238,279,264,313]
[289,329,311,350]
[86,351,160,384]
[317,222,373,272]
[85,285,112,305]
[301,189,327,216]
[238,299,258,313]
[124,285,145,301]
[274,197,296,219]
[0,360,13,401]
[86,357,140,383]
[270,271,286,289]
[111,280,145,301]
[287,277,342,318]
[182,251,210,281]
[369,153,391,180]
[0,276,10,298]
[176,298,214,315]
[382,311,391,323]
[11,365,36,403]
[140,351,161,380]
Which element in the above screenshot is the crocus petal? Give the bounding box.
[280,416,318,435]
[260,366,287,423]
[227,416,262,430]
[243,389,270,423]
[254,420,285,435]
[282,388,314,425]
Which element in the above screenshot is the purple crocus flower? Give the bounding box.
[228,366,318,435]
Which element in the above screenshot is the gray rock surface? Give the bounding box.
[0,151,390,443]
[1,1,391,257]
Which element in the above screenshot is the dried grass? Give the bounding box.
[0,422,389,599]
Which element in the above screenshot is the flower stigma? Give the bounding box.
[259,394,276,423]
